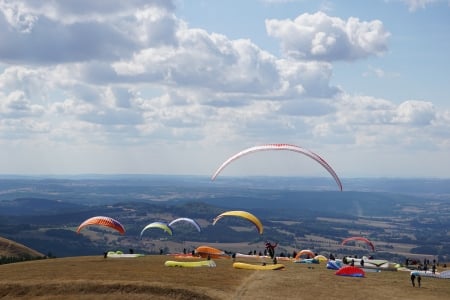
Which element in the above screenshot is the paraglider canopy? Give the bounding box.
[168,217,201,232]
[341,237,375,252]
[140,222,173,238]
[77,216,125,235]
[335,266,365,277]
[195,245,229,259]
[327,260,342,270]
[212,210,263,234]
[211,143,343,191]
[294,249,315,260]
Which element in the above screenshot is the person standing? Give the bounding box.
[410,273,416,287]
[264,241,277,259]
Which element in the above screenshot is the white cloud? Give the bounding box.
[393,100,435,125]
[0,90,44,118]
[0,1,177,64]
[265,11,390,61]
[0,1,448,176]
[400,0,439,11]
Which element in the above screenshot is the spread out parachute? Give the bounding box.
[341,237,375,252]
[140,222,173,238]
[77,216,125,235]
[335,266,365,277]
[168,217,201,232]
[211,144,343,191]
[327,260,342,270]
[212,210,263,234]
[195,245,229,259]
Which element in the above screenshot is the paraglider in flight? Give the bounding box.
[341,236,375,252]
[211,143,343,191]
[212,210,263,234]
[168,217,201,232]
[77,216,125,235]
[140,221,173,238]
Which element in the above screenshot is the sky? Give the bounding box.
[0,0,449,179]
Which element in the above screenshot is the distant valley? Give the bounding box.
[0,175,448,263]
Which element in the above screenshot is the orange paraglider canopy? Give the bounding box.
[77,216,125,235]
[195,246,229,259]
[294,249,315,260]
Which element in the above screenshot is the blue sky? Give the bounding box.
[0,0,449,179]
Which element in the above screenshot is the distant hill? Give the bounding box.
[0,197,86,215]
[0,236,44,258]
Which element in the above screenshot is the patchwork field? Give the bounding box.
[0,255,448,299]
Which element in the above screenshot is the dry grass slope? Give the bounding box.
[0,236,44,258]
[0,255,449,299]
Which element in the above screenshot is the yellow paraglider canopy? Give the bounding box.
[140,221,172,238]
[212,210,263,234]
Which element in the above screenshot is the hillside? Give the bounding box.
[0,236,44,258]
[0,255,448,299]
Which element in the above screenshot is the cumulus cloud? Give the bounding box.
[0,1,448,176]
[393,100,435,125]
[307,95,444,151]
[265,11,390,61]
[0,90,44,118]
[0,0,176,64]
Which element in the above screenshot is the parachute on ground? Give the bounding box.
[212,210,263,234]
[168,217,201,232]
[314,255,328,262]
[294,258,319,264]
[341,237,375,252]
[140,222,173,238]
[211,144,343,191]
[195,245,229,259]
[327,260,342,270]
[294,249,315,260]
[77,216,125,235]
[440,270,450,279]
[335,266,365,277]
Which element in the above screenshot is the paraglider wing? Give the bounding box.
[168,217,201,232]
[335,266,365,277]
[294,249,315,260]
[212,210,263,234]
[77,216,125,235]
[341,237,375,252]
[327,261,342,270]
[140,222,173,238]
[195,246,229,259]
[211,144,343,191]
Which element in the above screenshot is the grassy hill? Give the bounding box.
[0,255,448,299]
[0,236,44,258]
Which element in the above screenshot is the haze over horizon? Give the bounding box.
[1,1,449,178]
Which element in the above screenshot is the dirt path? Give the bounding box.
[232,270,267,299]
